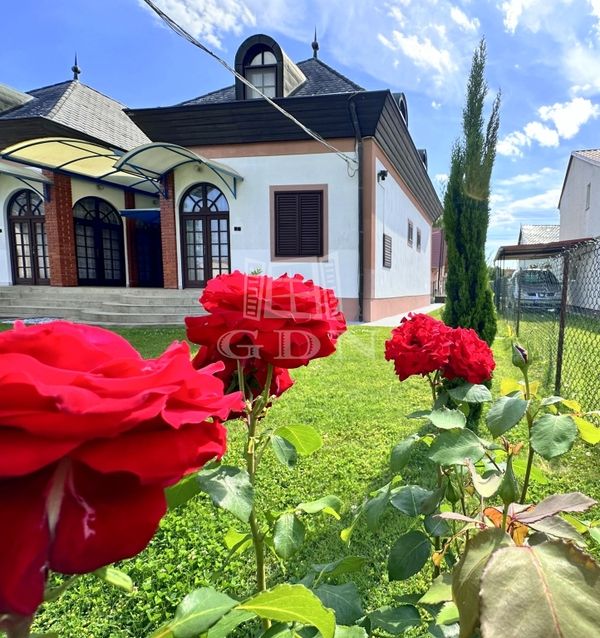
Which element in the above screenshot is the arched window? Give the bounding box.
[73,197,124,286]
[8,189,50,284]
[235,35,284,100]
[180,183,230,288]
[244,47,278,99]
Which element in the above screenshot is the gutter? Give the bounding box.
[348,95,364,323]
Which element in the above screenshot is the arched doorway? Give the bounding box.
[180,183,230,288]
[8,189,50,285]
[73,197,125,286]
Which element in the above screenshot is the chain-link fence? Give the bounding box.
[494,237,600,420]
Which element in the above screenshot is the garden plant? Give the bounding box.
[1,276,599,638]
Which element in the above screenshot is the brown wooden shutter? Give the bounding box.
[275,191,323,257]
[383,233,392,268]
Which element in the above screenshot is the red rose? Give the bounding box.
[0,321,242,616]
[186,271,346,369]
[385,314,453,381]
[444,327,496,384]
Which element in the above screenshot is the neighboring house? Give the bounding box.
[517,224,560,268]
[431,227,447,300]
[0,34,442,322]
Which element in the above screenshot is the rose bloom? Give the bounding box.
[0,321,241,616]
[186,271,347,370]
[385,314,453,381]
[443,326,496,384]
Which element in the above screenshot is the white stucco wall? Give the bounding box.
[374,159,431,299]
[560,157,600,240]
[173,152,359,298]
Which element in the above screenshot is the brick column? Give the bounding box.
[159,172,178,289]
[44,171,77,286]
[124,191,138,287]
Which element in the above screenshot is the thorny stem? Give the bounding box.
[240,361,273,629]
[520,369,535,503]
[0,615,33,638]
[428,373,443,577]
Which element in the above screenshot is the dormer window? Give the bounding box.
[245,48,278,99]
[235,35,289,101]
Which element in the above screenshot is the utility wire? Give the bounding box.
[140,0,358,169]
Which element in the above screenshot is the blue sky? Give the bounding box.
[3,0,600,260]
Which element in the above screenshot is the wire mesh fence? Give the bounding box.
[494,237,600,421]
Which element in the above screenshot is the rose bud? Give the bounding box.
[511,343,529,372]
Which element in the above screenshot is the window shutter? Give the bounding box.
[383,233,392,268]
[299,192,323,256]
[275,192,300,256]
[274,190,323,257]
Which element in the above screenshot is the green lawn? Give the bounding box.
[17,322,600,637]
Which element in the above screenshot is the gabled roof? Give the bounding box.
[178,57,364,106]
[518,224,560,245]
[558,149,600,209]
[0,80,149,151]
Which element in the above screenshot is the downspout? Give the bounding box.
[348,95,364,323]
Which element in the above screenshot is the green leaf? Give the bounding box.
[429,408,466,430]
[206,610,256,638]
[479,541,600,638]
[275,425,323,456]
[165,473,202,510]
[273,513,305,560]
[312,556,367,580]
[427,622,460,638]
[364,487,390,531]
[390,485,437,517]
[452,528,514,638]
[500,378,522,396]
[562,513,589,534]
[512,457,548,484]
[466,460,502,499]
[297,495,343,519]
[427,429,486,466]
[573,416,600,445]
[239,584,336,638]
[388,531,431,581]
[93,566,133,592]
[197,465,254,523]
[334,626,368,638]
[590,527,600,545]
[390,434,419,473]
[419,573,453,605]
[368,606,421,635]
[436,602,460,626]
[486,396,528,437]
[151,588,238,638]
[271,435,298,468]
[531,414,578,460]
[515,492,597,524]
[259,623,294,638]
[424,513,452,537]
[528,515,585,544]
[314,583,363,626]
[224,528,252,556]
[447,383,492,403]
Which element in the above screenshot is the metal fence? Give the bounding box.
[494,237,600,420]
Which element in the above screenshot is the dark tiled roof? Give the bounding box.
[519,224,560,245]
[178,57,364,106]
[0,80,149,151]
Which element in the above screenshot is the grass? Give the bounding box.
[16,321,600,637]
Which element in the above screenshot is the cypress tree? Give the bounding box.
[443,40,500,346]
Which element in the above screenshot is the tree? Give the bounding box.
[443,40,500,346]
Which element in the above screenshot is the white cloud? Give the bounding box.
[538,97,600,139]
[449,6,480,31]
[432,100,442,109]
[523,121,560,147]
[498,97,599,157]
[142,0,256,48]
[378,31,456,76]
[497,167,558,186]
[500,0,527,33]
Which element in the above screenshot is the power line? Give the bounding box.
[140,0,358,170]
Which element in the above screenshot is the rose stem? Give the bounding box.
[519,368,535,503]
[428,374,443,577]
[4,616,33,638]
[240,362,273,628]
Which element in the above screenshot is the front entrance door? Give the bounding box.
[134,220,163,287]
[180,183,230,288]
[73,197,125,286]
[8,190,50,285]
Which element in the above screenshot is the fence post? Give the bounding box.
[555,252,570,395]
[516,274,522,337]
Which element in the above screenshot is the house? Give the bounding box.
[0,34,442,322]
[517,224,560,268]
